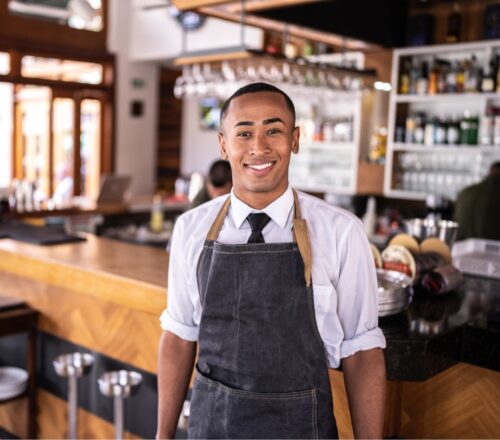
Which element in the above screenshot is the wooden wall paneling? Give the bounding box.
[0,396,28,439]
[409,0,499,44]
[399,363,500,439]
[157,68,182,192]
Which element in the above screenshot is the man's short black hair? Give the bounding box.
[209,160,232,187]
[220,82,296,127]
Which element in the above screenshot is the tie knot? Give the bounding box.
[246,213,271,243]
[247,213,271,233]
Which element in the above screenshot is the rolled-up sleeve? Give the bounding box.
[336,220,386,359]
[159,218,200,341]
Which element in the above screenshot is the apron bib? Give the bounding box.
[188,190,338,439]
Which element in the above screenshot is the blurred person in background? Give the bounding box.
[454,161,500,241]
[191,160,232,208]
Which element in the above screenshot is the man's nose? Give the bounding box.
[250,134,271,155]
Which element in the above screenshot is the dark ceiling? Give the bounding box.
[254,0,410,48]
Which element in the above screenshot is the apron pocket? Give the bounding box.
[190,368,318,439]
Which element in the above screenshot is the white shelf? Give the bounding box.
[394,93,497,104]
[384,189,427,200]
[392,143,500,153]
[386,39,500,201]
[300,141,355,150]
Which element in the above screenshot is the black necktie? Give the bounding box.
[247,213,271,244]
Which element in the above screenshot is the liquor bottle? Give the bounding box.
[446,2,462,44]
[428,59,439,95]
[465,55,480,92]
[435,118,447,145]
[446,117,460,145]
[480,59,495,92]
[399,60,411,94]
[416,61,429,95]
[446,61,458,93]
[456,61,465,93]
[496,55,500,93]
[409,58,420,94]
[405,115,416,143]
[424,117,436,146]
[414,114,425,144]
[459,111,471,145]
[467,113,479,145]
[437,60,447,93]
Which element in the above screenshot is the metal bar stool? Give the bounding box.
[53,352,94,440]
[98,370,142,440]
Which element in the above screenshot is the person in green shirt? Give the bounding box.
[454,162,500,241]
[191,160,232,208]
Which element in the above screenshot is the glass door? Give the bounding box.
[14,85,51,198]
[52,91,75,202]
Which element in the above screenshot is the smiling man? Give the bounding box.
[157,83,386,439]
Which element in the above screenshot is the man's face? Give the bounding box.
[218,92,299,208]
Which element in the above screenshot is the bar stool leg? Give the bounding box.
[114,395,124,440]
[68,375,78,440]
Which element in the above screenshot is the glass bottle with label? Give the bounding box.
[399,60,411,94]
[465,55,480,92]
[416,61,429,95]
[428,59,439,95]
[409,58,420,94]
[481,59,495,92]
[446,117,460,145]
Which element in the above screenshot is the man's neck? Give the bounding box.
[233,186,289,210]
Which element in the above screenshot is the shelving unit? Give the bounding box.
[385,39,500,201]
[287,52,374,195]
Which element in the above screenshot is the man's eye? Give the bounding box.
[268,128,281,135]
[237,131,251,137]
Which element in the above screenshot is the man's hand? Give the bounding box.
[156,331,196,439]
[342,348,386,439]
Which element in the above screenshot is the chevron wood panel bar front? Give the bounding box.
[0,235,168,437]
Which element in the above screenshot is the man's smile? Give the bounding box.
[244,161,276,175]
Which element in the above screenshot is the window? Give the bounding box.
[22,56,103,84]
[0,83,14,188]
[0,53,9,75]
[0,48,113,199]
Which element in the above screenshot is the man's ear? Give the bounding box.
[218,132,229,160]
[291,126,300,154]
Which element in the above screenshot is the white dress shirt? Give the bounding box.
[161,186,386,368]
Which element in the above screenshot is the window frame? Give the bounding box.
[0,47,114,197]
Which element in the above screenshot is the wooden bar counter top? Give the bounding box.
[0,235,168,374]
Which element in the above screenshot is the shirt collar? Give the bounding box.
[230,186,294,230]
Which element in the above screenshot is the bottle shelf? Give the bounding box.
[386,39,500,200]
[392,143,500,152]
[394,92,500,103]
[300,141,356,150]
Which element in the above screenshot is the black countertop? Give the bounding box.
[382,275,500,381]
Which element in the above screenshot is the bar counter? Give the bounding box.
[0,235,499,438]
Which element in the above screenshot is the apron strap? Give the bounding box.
[206,195,231,241]
[292,190,312,288]
[205,190,312,287]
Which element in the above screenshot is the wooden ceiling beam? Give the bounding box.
[198,5,382,52]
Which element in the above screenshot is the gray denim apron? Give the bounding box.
[188,190,338,439]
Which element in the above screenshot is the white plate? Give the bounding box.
[0,367,29,400]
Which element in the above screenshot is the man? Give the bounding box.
[157,83,386,439]
[191,159,232,208]
[454,161,500,241]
